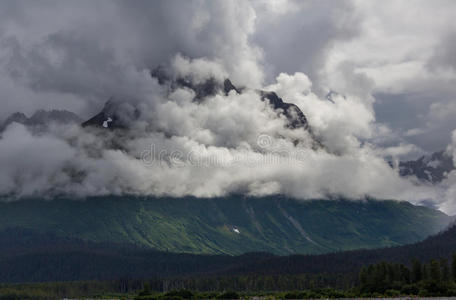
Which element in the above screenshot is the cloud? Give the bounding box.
[429,101,456,122]
[0,123,76,196]
[266,72,375,154]
[320,0,456,152]
[404,128,427,137]
[428,31,456,73]
[0,57,438,212]
[251,0,360,87]
[437,130,456,213]
[0,0,263,119]
[0,0,456,214]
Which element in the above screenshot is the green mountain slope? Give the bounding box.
[0,196,450,255]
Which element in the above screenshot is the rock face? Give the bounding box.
[150,67,240,98]
[260,90,309,130]
[1,110,81,132]
[399,150,455,183]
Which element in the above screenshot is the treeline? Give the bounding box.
[3,254,456,299]
[0,275,352,300]
[131,253,456,299]
[3,223,456,283]
[358,254,456,297]
[3,224,456,298]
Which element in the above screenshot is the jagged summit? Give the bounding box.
[29,109,82,125]
[1,112,28,131]
[83,71,312,135]
[81,99,139,130]
[399,150,455,183]
[223,78,240,95]
[260,91,309,130]
[150,66,240,100]
[1,110,81,132]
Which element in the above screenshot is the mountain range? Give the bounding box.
[0,196,450,256]
[3,75,454,183]
[3,105,453,185]
[81,77,312,133]
[0,200,453,283]
[0,73,455,276]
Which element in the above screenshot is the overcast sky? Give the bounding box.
[1,0,456,212]
[1,0,455,152]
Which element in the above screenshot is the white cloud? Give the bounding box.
[0,58,438,212]
[0,0,456,214]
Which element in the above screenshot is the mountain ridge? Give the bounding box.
[0,210,454,283]
[80,77,313,135]
[0,196,450,256]
[399,150,455,183]
[0,109,82,132]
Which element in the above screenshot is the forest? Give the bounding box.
[2,223,456,298]
[2,253,456,299]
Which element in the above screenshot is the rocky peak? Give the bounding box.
[81,99,139,130]
[82,72,317,148]
[150,67,239,101]
[1,110,81,132]
[399,150,455,183]
[260,91,309,130]
[1,112,28,131]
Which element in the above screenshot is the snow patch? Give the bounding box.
[102,117,113,128]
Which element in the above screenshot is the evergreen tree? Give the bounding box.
[399,264,410,284]
[429,259,441,282]
[452,252,456,281]
[411,259,422,283]
[359,267,368,287]
[422,264,429,281]
[440,258,450,282]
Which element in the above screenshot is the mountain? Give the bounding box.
[399,150,455,183]
[0,196,450,256]
[0,109,82,132]
[81,98,139,129]
[220,219,456,278]
[0,112,28,130]
[81,75,313,141]
[259,90,309,131]
[0,206,453,283]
